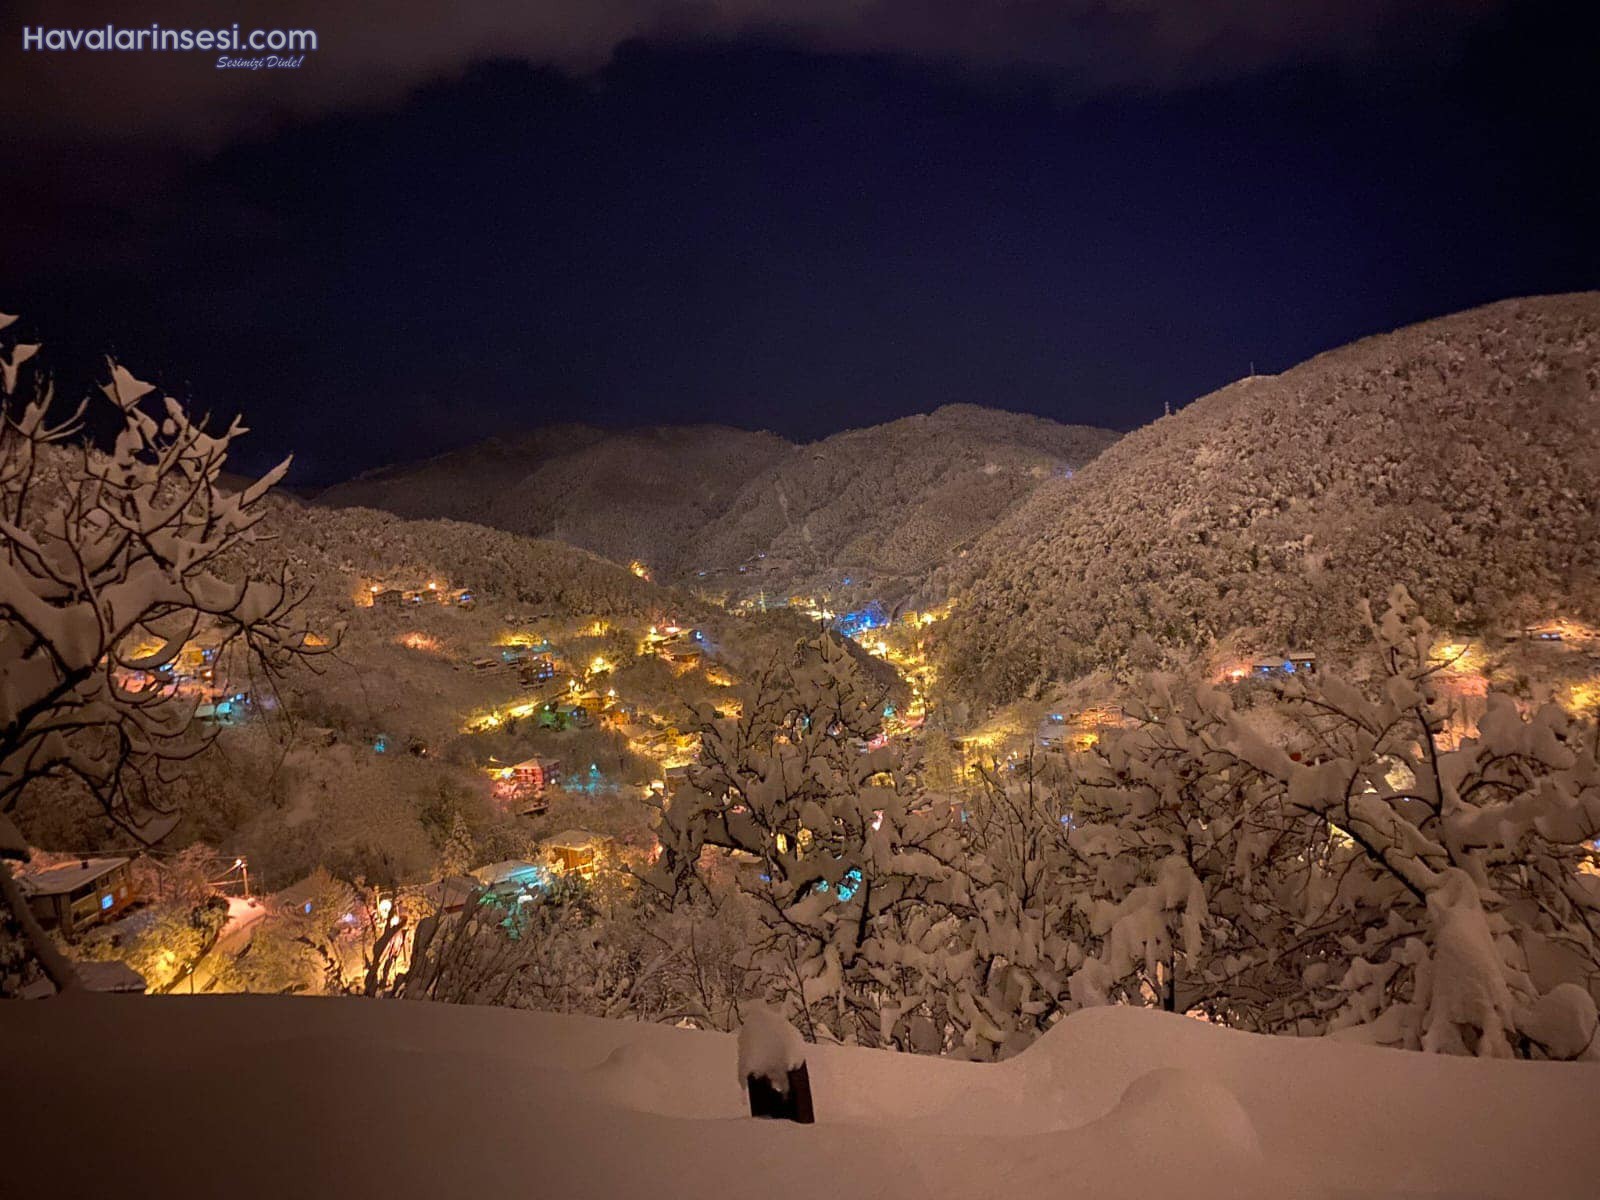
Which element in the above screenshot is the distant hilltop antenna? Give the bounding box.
[1163,400,1172,418]
[1249,360,1255,376]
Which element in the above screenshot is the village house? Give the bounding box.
[543,830,613,881]
[418,874,478,916]
[659,643,703,669]
[1251,651,1318,678]
[468,860,547,903]
[271,874,329,917]
[1035,713,1068,750]
[573,689,608,718]
[512,756,562,795]
[196,692,251,725]
[373,587,404,608]
[1519,623,1565,642]
[19,857,136,939]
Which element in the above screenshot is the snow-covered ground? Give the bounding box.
[3,997,1596,1199]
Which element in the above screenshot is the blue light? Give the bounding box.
[303,901,313,914]
[100,893,114,911]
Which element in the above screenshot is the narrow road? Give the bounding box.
[178,897,267,994]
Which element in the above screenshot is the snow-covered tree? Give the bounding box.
[644,635,964,1046]
[0,319,327,994]
[1073,588,1600,1057]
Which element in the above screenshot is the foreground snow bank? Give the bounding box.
[2,996,1596,1199]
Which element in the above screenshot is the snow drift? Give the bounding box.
[2,996,1596,1198]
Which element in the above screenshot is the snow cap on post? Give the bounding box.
[737,1004,807,1092]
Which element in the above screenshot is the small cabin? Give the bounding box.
[512,757,561,795]
[660,644,703,668]
[544,830,612,880]
[454,589,476,609]
[20,857,136,939]
[547,702,591,729]
[419,874,478,915]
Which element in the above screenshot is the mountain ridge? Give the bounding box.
[315,404,1120,593]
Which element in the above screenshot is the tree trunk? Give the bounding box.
[0,857,82,995]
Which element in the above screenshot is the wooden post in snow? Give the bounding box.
[738,1006,815,1124]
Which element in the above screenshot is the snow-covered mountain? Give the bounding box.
[315,406,1117,593]
[940,294,1600,706]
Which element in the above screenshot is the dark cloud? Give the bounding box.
[3,0,1504,142]
[3,0,1589,486]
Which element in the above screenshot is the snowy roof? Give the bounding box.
[470,860,544,887]
[419,874,480,908]
[78,960,148,993]
[6,996,1597,1197]
[545,829,605,851]
[18,959,147,999]
[18,856,129,897]
[271,874,328,910]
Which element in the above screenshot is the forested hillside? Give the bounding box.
[940,294,1600,705]
[316,425,792,578]
[316,406,1117,594]
[695,405,1118,597]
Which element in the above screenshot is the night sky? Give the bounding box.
[3,1,1595,483]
